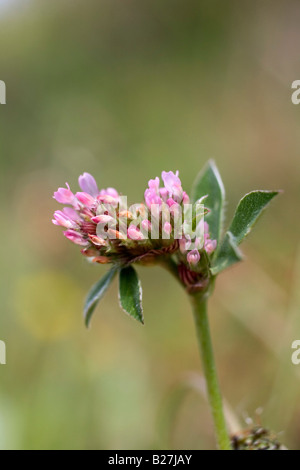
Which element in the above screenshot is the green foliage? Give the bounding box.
[84,164,280,323]
[84,267,118,327]
[202,173,280,275]
[191,160,225,243]
[210,232,243,276]
[228,190,280,245]
[119,266,144,324]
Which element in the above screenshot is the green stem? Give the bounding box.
[191,294,232,450]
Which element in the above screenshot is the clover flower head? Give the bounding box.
[53,171,217,290]
[53,163,279,314]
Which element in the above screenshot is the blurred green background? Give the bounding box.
[0,0,299,450]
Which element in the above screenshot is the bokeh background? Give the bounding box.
[0,0,299,450]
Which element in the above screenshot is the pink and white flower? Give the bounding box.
[53,170,216,278]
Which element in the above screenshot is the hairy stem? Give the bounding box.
[191,294,232,450]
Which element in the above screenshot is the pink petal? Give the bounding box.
[78,173,99,196]
[53,183,79,208]
[148,177,160,192]
[127,225,145,241]
[97,194,119,206]
[75,192,95,208]
[162,171,182,193]
[182,191,190,204]
[63,230,89,246]
[53,210,76,229]
[159,187,169,201]
[92,214,115,224]
[100,187,119,198]
[167,198,177,207]
[144,188,162,209]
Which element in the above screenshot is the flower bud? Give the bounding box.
[187,249,200,266]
